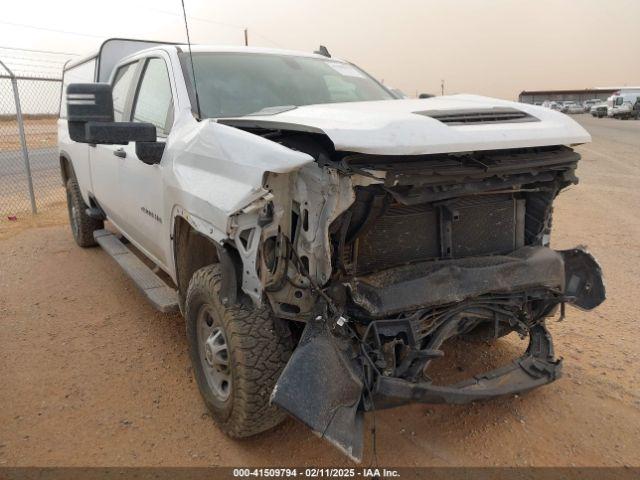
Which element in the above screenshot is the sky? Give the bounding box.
[1,0,639,100]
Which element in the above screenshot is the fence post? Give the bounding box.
[0,59,37,214]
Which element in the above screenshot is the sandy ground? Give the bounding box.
[0,114,639,467]
[0,117,57,151]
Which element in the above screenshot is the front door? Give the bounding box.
[117,56,175,267]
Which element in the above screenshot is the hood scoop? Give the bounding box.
[414,107,538,125]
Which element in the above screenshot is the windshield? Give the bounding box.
[180,52,394,118]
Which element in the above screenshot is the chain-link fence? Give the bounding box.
[1,51,67,217]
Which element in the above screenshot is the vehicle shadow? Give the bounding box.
[222,332,535,464]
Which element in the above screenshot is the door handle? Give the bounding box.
[113,148,126,158]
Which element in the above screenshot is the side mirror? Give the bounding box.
[85,122,156,145]
[67,83,113,142]
[66,83,156,145]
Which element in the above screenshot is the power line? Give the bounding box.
[144,6,245,30]
[0,54,70,65]
[0,13,284,50]
[0,45,81,56]
[133,5,284,47]
[0,66,63,74]
[1,10,266,44]
[246,31,284,48]
[0,21,107,39]
[0,64,62,72]
[0,57,64,67]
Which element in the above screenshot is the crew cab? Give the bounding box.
[59,38,605,461]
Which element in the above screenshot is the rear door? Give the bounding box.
[116,55,175,266]
[88,60,140,226]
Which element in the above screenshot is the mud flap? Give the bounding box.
[560,247,606,310]
[270,318,365,462]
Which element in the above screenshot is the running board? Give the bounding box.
[93,229,179,313]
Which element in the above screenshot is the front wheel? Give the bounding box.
[65,177,103,247]
[185,264,293,437]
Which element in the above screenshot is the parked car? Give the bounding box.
[59,38,605,461]
[582,99,600,112]
[590,103,608,118]
[564,102,585,114]
[542,100,561,110]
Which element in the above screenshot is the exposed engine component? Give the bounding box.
[257,138,604,461]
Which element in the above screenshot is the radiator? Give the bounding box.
[353,194,525,275]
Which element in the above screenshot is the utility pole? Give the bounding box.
[244,28,248,46]
[441,79,445,96]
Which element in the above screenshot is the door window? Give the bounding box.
[132,58,174,137]
[111,62,138,122]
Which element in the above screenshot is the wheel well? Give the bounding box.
[174,216,250,311]
[173,216,221,306]
[60,154,73,185]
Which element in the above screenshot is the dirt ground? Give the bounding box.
[1,114,639,467]
[0,117,57,151]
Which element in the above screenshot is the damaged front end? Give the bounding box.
[227,134,605,461]
[271,246,603,461]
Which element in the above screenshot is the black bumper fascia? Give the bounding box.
[347,246,605,318]
[371,324,561,409]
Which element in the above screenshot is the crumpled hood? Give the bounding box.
[219,94,591,155]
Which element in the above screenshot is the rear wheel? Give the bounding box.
[185,264,293,437]
[65,177,103,247]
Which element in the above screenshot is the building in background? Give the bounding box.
[518,87,635,104]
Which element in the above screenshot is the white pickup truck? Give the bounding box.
[59,38,605,461]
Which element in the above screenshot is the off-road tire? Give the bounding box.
[185,264,293,437]
[65,177,103,247]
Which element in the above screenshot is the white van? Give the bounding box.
[607,88,640,119]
